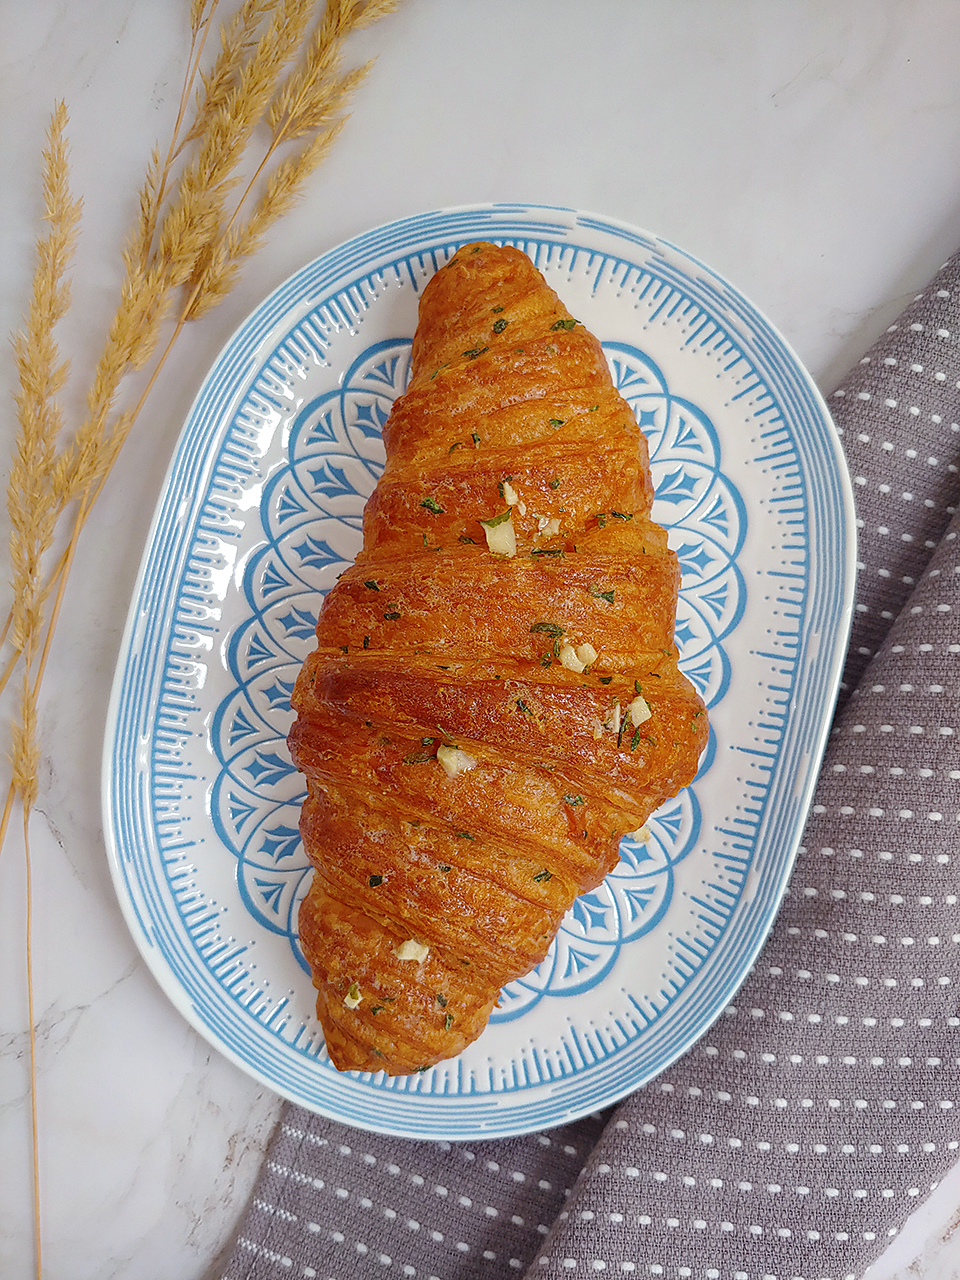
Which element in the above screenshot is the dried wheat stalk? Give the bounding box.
[8,101,82,816]
[187,0,400,316]
[7,104,82,1278]
[7,4,401,1273]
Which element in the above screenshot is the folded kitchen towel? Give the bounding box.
[221,254,960,1280]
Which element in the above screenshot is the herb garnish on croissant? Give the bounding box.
[288,241,708,1075]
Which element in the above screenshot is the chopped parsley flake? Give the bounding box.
[550,317,577,331]
[444,1013,454,1031]
[463,346,488,359]
[491,305,504,313]
[610,511,633,521]
[564,794,585,806]
[591,588,615,605]
[548,417,565,427]
[480,508,512,528]
[436,993,448,1007]
[454,830,475,840]
[383,611,401,621]
[492,318,508,333]
[458,534,477,544]
[534,869,553,883]
[549,477,560,489]
[420,496,445,514]
[369,875,383,887]
[516,698,534,716]
[530,621,564,638]
[362,635,370,649]
[364,579,380,591]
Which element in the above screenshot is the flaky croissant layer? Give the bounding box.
[288,242,708,1075]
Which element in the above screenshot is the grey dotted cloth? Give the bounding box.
[222,257,960,1280]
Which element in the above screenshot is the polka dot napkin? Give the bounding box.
[222,256,960,1280]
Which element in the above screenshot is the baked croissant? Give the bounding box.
[288,241,708,1075]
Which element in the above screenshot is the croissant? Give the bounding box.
[288,241,708,1075]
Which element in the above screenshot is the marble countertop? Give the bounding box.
[3,2,960,1277]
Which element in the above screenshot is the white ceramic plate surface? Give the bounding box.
[102,204,855,1139]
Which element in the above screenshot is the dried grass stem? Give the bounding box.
[7,5,401,1271]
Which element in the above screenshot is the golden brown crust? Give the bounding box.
[288,242,708,1075]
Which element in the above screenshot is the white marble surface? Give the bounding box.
[3,2,960,1277]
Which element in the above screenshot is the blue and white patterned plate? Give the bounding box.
[102,205,855,1139]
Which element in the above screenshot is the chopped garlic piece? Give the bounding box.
[591,717,605,741]
[575,642,598,667]
[481,510,516,557]
[501,480,526,516]
[628,824,652,843]
[344,982,362,1009]
[395,939,430,963]
[626,694,652,727]
[437,744,477,777]
[558,642,586,673]
[604,700,622,733]
[536,515,560,537]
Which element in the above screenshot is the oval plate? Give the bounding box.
[102,204,855,1139]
